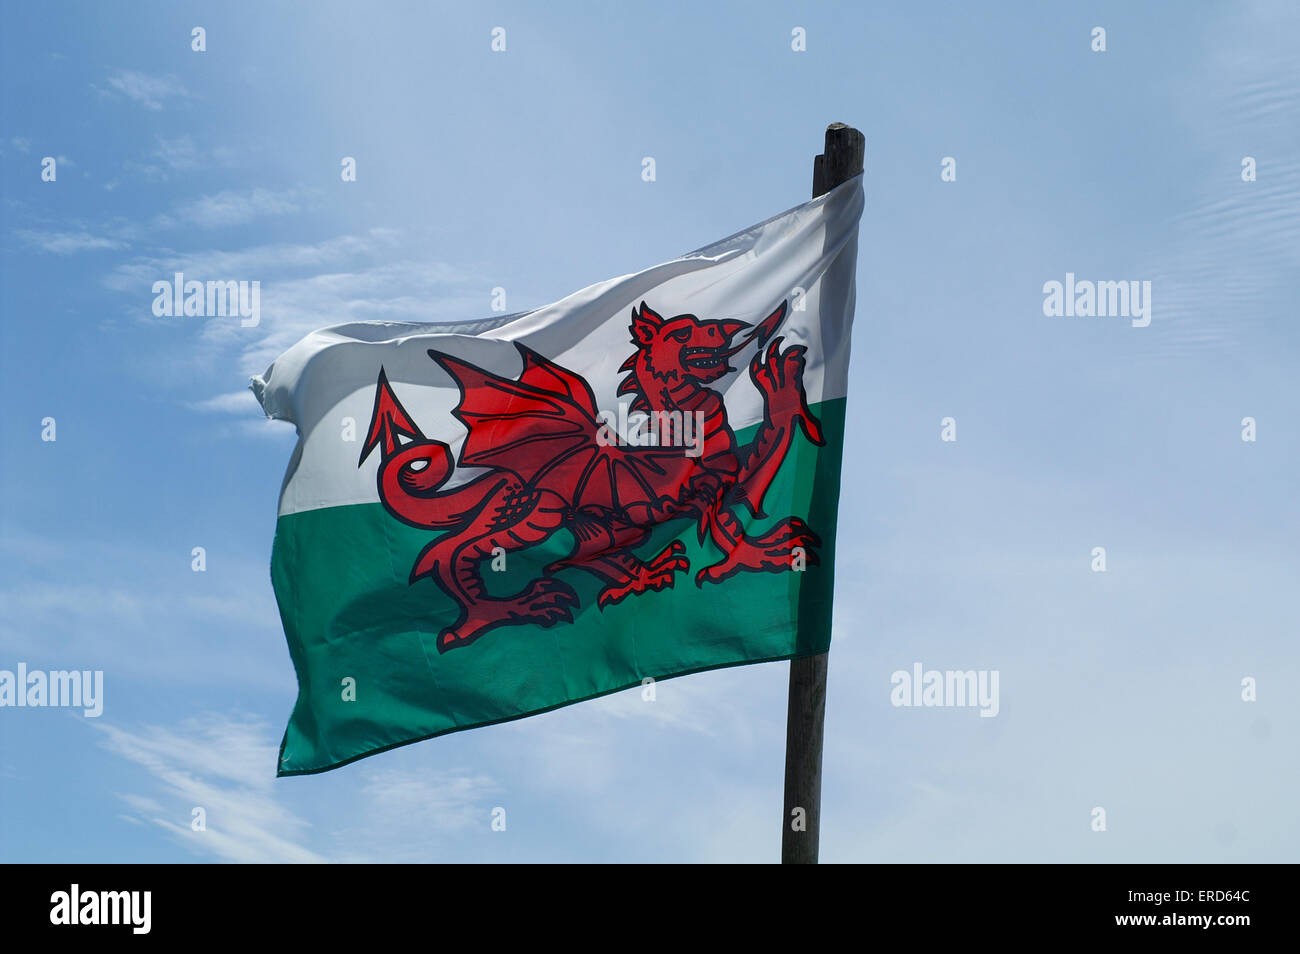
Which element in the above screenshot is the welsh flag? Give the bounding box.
[252,177,863,775]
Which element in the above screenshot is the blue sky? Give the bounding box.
[1,0,1297,862]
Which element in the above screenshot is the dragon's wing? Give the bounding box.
[429,344,700,516]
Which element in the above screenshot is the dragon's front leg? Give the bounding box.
[590,543,690,608]
[694,504,820,586]
[728,338,824,518]
[694,339,825,586]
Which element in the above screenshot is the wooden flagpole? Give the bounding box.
[781,122,864,865]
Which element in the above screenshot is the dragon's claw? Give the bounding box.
[595,541,690,609]
[694,517,821,587]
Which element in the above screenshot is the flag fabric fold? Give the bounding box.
[253,177,864,775]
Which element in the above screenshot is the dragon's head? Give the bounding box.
[622,302,748,386]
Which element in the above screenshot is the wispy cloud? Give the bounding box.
[188,390,262,415]
[125,135,255,181]
[187,390,291,440]
[586,668,761,742]
[16,229,127,254]
[233,418,296,440]
[99,714,326,863]
[104,229,405,290]
[156,187,308,230]
[101,714,502,863]
[330,767,502,863]
[100,70,188,110]
[0,532,288,690]
[100,228,480,376]
[233,259,482,372]
[151,135,200,173]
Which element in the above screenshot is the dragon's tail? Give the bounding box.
[360,367,484,530]
[359,367,424,466]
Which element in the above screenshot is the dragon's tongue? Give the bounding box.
[720,300,789,357]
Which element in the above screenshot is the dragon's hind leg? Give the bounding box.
[590,543,689,608]
[546,515,689,608]
[410,481,577,652]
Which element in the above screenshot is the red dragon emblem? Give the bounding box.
[359,300,824,652]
